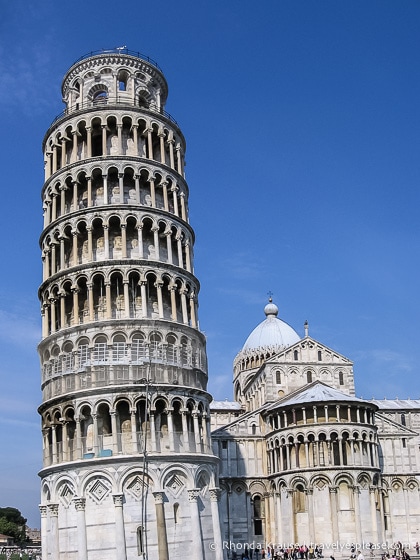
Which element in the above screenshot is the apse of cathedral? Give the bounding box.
[37,49,419,560]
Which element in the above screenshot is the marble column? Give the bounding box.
[74,497,88,560]
[48,503,60,559]
[188,489,204,560]
[113,494,127,560]
[39,505,48,560]
[209,488,224,560]
[153,491,169,560]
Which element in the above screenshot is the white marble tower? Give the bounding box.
[38,48,222,560]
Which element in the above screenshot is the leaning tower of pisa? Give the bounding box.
[38,49,223,560]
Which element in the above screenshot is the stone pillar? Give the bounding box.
[167,409,175,451]
[209,488,224,560]
[171,185,179,216]
[193,411,201,452]
[181,410,189,451]
[159,130,165,163]
[188,489,204,560]
[103,174,108,204]
[189,293,197,328]
[168,138,175,169]
[72,230,78,266]
[369,486,379,543]
[275,491,283,544]
[146,128,153,160]
[111,411,118,454]
[176,235,183,267]
[48,503,60,559]
[121,224,127,258]
[156,281,164,318]
[74,497,88,560]
[123,281,130,318]
[86,176,92,207]
[39,505,48,560]
[132,126,139,157]
[86,126,92,158]
[134,174,140,204]
[329,486,339,542]
[185,240,192,272]
[307,488,315,543]
[102,124,107,155]
[180,192,187,221]
[117,123,123,155]
[75,417,82,459]
[287,489,296,544]
[180,288,188,324]
[71,130,78,163]
[150,178,156,207]
[162,181,169,211]
[113,494,127,560]
[353,485,362,544]
[153,491,169,560]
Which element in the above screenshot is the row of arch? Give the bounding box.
[266,429,378,472]
[41,329,206,379]
[63,58,167,114]
[44,113,184,180]
[41,395,212,466]
[40,269,199,338]
[42,464,216,505]
[42,166,188,227]
[266,403,376,429]
[41,213,193,281]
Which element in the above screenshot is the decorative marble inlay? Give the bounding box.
[87,478,111,503]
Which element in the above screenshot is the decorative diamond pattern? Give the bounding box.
[126,475,149,500]
[58,483,74,507]
[166,473,185,498]
[88,479,111,503]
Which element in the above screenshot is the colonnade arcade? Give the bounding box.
[270,472,383,545]
[42,165,189,228]
[41,267,198,337]
[41,211,193,282]
[44,113,185,180]
[41,395,212,467]
[267,428,378,473]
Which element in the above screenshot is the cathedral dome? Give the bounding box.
[242,299,300,352]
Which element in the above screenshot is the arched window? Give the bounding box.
[93,90,107,103]
[275,370,281,384]
[307,371,312,383]
[137,526,144,555]
[339,372,344,385]
[401,413,406,426]
[173,503,180,524]
[293,349,299,361]
[318,350,322,361]
[253,496,263,536]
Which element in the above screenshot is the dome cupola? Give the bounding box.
[242,298,300,352]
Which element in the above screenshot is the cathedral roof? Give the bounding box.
[241,299,301,353]
[265,381,373,411]
[369,398,420,410]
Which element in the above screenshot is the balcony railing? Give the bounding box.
[71,48,162,71]
[48,97,179,129]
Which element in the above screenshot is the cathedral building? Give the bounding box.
[37,48,420,560]
[211,301,420,553]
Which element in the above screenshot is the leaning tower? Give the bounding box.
[38,49,223,560]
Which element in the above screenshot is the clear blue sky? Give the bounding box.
[0,0,419,528]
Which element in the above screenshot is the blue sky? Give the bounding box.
[0,0,419,527]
